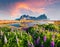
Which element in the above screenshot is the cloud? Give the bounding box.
[0,0,60,17]
[10,1,46,17]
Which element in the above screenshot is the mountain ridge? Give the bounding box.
[16,14,48,20]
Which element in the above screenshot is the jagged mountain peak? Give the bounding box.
[16,14,48,20]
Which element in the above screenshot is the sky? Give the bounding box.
[0,0,60,20]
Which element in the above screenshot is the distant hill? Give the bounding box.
[15,14,48,20]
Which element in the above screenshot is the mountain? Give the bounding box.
[15,14,48,20]
[36,14,47,20]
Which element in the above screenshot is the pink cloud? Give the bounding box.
[10,0,60,17]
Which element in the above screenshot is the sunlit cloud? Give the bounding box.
[10,0,60,17]
[10,3,45,17]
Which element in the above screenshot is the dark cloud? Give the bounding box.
[0,0,27,10]
[0,0,26,3]
[0,0,26,6]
